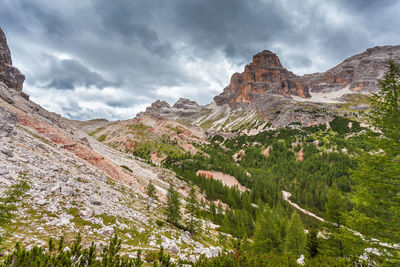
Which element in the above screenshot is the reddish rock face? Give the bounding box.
[214,50,310,107]
[0,28,25,91]
[215,46,400,108]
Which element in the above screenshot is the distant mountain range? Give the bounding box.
[135,44,400,131]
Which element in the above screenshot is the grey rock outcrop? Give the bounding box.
[305,45,400,93]
[0,106,17,137]
[0,28,25,91]
[137,98,202,120]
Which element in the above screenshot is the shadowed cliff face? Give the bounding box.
[215,46,400,108]
[214,50,310,108]
[0,28,25,91]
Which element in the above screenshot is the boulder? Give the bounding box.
[1,148,14,157]
[90,194,102,205]
[0,166,9,175]
[50,184,61,193]
[78,208,94,218]
[100,225,114,236]
[0,107,17,137]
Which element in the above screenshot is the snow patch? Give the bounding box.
[292,85,353,104]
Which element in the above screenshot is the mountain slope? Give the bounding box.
[0,27,227,261]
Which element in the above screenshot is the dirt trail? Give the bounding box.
[282,191,399,249]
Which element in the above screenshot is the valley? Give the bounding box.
[0,25,399,266]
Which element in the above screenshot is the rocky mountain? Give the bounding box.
[0,27,226,261]
[214,50,310,108]
[137,98,202,121]
[132,45,399,132]
[305,45,400,94]
[214,45,400,107]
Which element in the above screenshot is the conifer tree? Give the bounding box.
[209,202,216,219]
[351,60,400,243]
[146,180,157,200]
[325,184,345,257]
[306,228,319,258]
[165,183,181,226]
[284,212,306,257]
[253,206,282,254]
[217,202,224,215]
[222,214,230,232]
[186,187,199,234]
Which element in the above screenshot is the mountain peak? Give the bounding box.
[0,27,25,91]
[214,50,309,107]
[172,98,200,109]
[252,50,283,68]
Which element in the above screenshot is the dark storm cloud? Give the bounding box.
[93,0,174,58]
[0,0,399,120]
[35,56,114,90]
[336,0,398,11]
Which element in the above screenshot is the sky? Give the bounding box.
[1,0,400,121]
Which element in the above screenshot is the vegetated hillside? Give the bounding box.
[132,112,399,264]
[80,114,208,166]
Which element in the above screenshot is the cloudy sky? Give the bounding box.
[1,0,399,120]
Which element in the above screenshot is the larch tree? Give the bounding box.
[284,212,306,257]
[186,187,199,234]
[351,60,400,244]
[306,228,319,258]
[146,180,157,200]
[165,183,181,226]
[252,206,282,254]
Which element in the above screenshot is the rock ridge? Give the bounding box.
[0,27,25,91]
[214,46,400,108]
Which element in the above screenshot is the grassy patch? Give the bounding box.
[88,127,105,137]
[67,208,99,228]
[98,134,107,142]
[99,214,117,225]
[121,165,133,173]
[128,123,150,131]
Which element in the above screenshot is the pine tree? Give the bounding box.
[146,180,157,200]
[351,60,400,243]
[252,206,282,254]
[222,214,230,232]
[165,183,181,226]
[209,201,216,219]
[306,229,319,258]
[186,187,199,234]
[284,212,306,257]
[217,202,224,215]
[325,184,345,257]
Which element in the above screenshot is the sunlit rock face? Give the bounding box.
[214,50,310,108]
